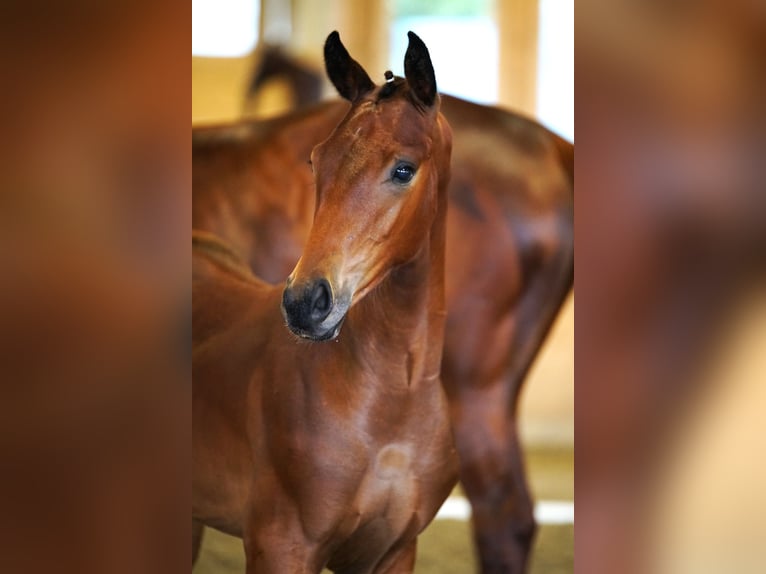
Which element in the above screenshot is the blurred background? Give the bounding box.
[192,0,573,572]
[575,0,765,573]
[0,5,189,573]
[193,0,573,140]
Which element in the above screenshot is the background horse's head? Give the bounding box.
[281,31,452,341]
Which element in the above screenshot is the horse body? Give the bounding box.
[193,32,457,573]
[193,240,455,561]
[194,88,572,571]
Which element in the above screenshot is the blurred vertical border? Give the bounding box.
[0,2,189,573]
[575,0,765,573]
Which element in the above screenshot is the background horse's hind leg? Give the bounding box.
[443,228,573,573]
[444,368,535,574]
[192,520,204,567]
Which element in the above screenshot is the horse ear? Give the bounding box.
[404,31,437,108]
[324,31,375,102]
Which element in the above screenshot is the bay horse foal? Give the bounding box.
[194,93,573,574]
[192,31,457,573]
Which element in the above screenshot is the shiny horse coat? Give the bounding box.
[194,37,573,574]
[192,32,457,573]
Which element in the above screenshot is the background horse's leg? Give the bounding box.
[443,223,573,573]
[192,520,204,566]
[372,538,417,574]
[448,383,534,574]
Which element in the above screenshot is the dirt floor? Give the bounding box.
[193,447,573,573]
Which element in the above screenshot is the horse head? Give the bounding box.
[281,31,452,341]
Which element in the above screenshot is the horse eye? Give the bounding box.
[391,163,415,184]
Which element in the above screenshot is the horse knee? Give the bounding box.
[511,503,537,549]
[452,414,526,497]
[473,504,537,574]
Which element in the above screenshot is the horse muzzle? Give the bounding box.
[281,277,348,341]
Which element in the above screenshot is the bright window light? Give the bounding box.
[390,18,498,104]
[537,0,574,141]
[389,0,497,104]
[192,0,260,57]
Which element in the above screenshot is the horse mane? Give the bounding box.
[376,72,401,100]
[192,230,256,283]
[374,74,432,113]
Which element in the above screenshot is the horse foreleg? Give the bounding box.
[192,519,204,567]
[372,538,417,574]
[244,538,323,574]
[243,504,325,574]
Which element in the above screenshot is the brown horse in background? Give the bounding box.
[194,40,573,574]
[193,32,457,573]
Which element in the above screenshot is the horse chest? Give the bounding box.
[323,443,423,571]
[356,443,418,519]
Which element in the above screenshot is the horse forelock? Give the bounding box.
[376,75,405,101]
[371,76,434,114]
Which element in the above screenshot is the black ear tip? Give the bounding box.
[405,31,432,63]
[406,31,425,48]
[325,30,341,50]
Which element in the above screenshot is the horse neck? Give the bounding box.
[345,182,448,391]
[278,101,348,147]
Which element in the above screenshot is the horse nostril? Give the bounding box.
[310,279,332,322]
[282,284,297,309]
